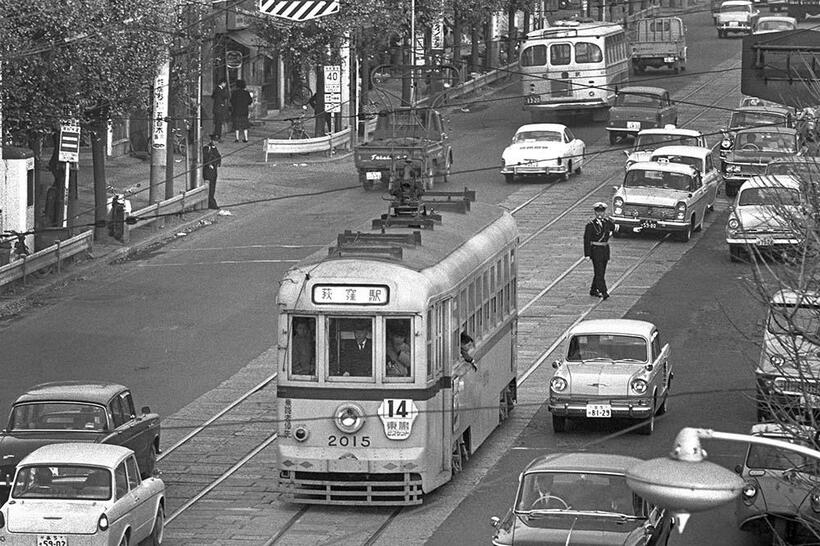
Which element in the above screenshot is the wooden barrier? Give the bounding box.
[0,230,93,288]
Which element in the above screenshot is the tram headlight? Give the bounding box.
[334,402,366,434]
[293,426,310,442]
[550,376,568,393]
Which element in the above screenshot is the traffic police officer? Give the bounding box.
[583,202,639,299]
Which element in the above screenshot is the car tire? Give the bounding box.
[718,30,724,38]
[562,162,571,181]
[725,183,738,197]
[676,220,692,242]
[149,506,164,546]
[657,393,669,416]
[359,171,374,191]
[552,414,567,433]
[609,132,619,145]
[575,156,583,175]
[639,397,656,435]
[143,443,158,478]
[729,244,744,262]
[119,534,129,546]
[504,173,515,184]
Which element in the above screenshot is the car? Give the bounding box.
[500,123,586,183]
[0,381,161,502]
[720,105,796,159]
[721,126,802,196]
[739,96,786,109]
[548,319,672,435]
[766,156,820,186]
[726,174,806,261]
[735,423,820,544]
[606,86,678,145]
[611,161,711,242]
[0,443,165,545]
[716,0,760,37]
[489,453,675,545]
[624,126,707,170]
[768,0,787,12]
[649,145,721,212]
[754,14,798,32]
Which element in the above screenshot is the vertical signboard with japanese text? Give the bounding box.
[152,58,170,150]
[324,65,342,114]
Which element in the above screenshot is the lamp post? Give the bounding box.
[625,426,820,532]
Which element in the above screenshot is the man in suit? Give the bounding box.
[583,202,639,300]
[211,80,229,142]
[202,134,222,210]
[339,325,372,376]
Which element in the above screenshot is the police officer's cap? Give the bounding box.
[593,202,607,211]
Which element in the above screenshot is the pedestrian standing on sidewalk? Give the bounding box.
[230,79,253,143]
[583,202,639,300]
[202,134,221,210]
[308,92,333,134]
[211,80,229,142]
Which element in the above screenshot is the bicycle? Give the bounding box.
[172,126,188,158]
[287,112,311,140]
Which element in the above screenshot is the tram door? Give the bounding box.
[442,298,455,472]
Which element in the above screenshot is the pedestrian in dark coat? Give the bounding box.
[308,92,333,134]
[230,79,253,143]
[202,134,221,210]
[211,80,229,141]
[583,202,639,299]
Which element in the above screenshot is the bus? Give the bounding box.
[520,20,629,122]
[275,193,519,505]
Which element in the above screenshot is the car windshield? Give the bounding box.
[738,186,801,206]
[768,303,820,336]
[721,4,750,12]
[652,155,703,172]
[12,465,112,500]
[8,402,108,431]
[735,131,796,152]
[615,93,662,107]
[624,169,692,191]
[730,112,787,129]
[567,334,648,361]
[514,131,562,143]
[516,471,645,515]
[634,134,699,150]
[766,161,820,181]
[746,443,820,473]
[758,20,794,30]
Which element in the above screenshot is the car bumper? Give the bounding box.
[501,165,568,175]
[548,399,654,418]
[606,125,650,134]
[613,217,690,232]
[726,236,802,247]
[718,23,752,31]
[526,99,610,111]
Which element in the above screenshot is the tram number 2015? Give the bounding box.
[328,435,371,447]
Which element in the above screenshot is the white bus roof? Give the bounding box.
[525,21,624,40]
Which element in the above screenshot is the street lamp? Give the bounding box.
[626,426,820,532]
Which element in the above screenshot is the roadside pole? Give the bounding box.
[57,122,81,233]
[149,55,170,204]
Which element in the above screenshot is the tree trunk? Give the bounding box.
[507,6,517,64]
[523,10,531,34]
[314,64,326,136]
[402,35,412,105]
[452,9,463,81]
[90,119,108,241]
[28,132,45,242]
[470,24,480,77]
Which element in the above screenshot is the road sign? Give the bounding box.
[58,123,81,163]
[259,0,339,21]
[324,65,341,114]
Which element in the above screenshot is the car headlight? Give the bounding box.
[811,489,820,513]
[725,164,740,173]
[770,354,785,367]
[550,377,568,393]
[728,217,740,230]
[742,481,758,505]
[98,513,109,531]
[676,201,687,221]
[614,196,624,208]
[631,378,648,394]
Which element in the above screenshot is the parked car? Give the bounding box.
[766,156,820,190]
[649,145,721,212]
[716,0,760,37]
[722,126,802,196]
[490,453,675,545]
[606,86,678,145]
[0,381,161,503]
[726,174,805,261]
[756,289,820,422]
[500,123,586,183]
[612,161,711,241]
[736,423,820,544]
[754,14,798,32]
[624,126,707,169]
[0,443,165,545]
[720,105,795,159]
[548,319,672,435]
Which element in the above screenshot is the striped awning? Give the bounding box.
[258,0,340,21]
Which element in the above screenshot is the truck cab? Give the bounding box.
[630,17,687,74]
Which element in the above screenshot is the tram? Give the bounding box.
[274,190,519,505]
[520,20,629,122]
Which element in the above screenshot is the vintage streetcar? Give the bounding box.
[275,188,519,505]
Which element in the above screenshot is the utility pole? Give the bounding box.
[149,54,170,204]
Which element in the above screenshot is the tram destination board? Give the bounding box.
[311,284,390,305]
[741,30,820,108]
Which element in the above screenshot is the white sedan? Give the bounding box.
[0,443,165,545]
[501,123,585,183]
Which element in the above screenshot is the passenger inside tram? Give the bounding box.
[385,319,411,377]
[290,316,316,376]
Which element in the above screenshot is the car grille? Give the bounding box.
[623,204,677,219]
[728,163,767,177]
[774,378,820,395]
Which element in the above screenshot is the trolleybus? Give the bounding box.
[520,20,629,122]
[275,192,519,505]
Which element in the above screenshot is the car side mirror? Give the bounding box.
[552,359,561,369]
[490,516,501,528]
[645,363,654,371]
[141,406,151,414]
[623,150,630,157]
[734,464,742,474]
[612,185,620,192]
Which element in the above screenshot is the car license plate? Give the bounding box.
[586,404,612,418]
[38,536,68,546]
[729,21,738,25]
[525,94,541,105]
[664,56,675,63]
[641,219,657,229]
[758,236,774,246]
[627,121,641,130]
[365,171,381,181]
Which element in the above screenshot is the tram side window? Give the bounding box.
[328,317,373,377]
[386,318,412,378]
[290,316,316,376]
[521,44,547,67]
[550,44,571,66]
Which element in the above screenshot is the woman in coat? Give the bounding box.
[230,79,253,143]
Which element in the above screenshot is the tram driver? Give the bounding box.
[336,319,373,377]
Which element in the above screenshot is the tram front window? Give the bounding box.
[290,316,316,376]
[386,318,412,377]
[329,317,373,377]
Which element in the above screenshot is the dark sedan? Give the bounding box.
[721,126,802,196]
[0,381,160,502]
[490,453,674,545]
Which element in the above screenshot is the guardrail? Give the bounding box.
[0,230,93,288]
[126,185,208,239]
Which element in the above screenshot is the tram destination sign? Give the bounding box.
[312,284,389,305]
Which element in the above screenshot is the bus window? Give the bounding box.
[386,318,412,378]
[291,316,316,376]
[575,42,602,63]
[550,43,571,66]
[329,317,373,377]
[521,44,547,67]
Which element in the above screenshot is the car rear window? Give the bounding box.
[615,93,661,107]
[13,465,112,500]
[9,402,108,431]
